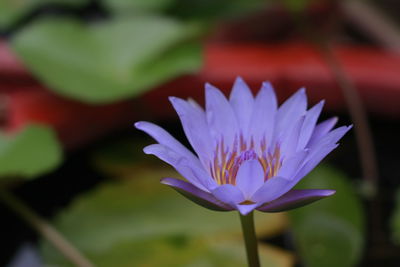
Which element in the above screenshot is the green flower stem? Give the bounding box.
[239,212,260,267]
[0,189,94,267]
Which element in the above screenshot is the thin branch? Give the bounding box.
[342,0,400,53]
[0,189,95,267]
[319,42,379,195]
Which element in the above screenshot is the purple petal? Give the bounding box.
[279,116,305,158]
[161,178,232,211]
[212,184,245,207]
[275,88,307,140]
[297,101,324,150]
[307,117,338,147]
[135,121,200,165]
[187,98,204,112]
[249,82,277,148]
[236,160,264,199]
[143,144,213,191]
[229,77,254,137]
[169,97,214,162]
[293,143,339,183]
[257,189,335,212]
[251,176,291,204]
[253,126,350,199]
[277,151,308,179]
[268,143,340,198]
[236,203,258,215]
[205,83,239,146]
[308,125,352,149]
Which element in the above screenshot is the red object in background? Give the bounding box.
[142,42,400,119]
[1,40,400,149]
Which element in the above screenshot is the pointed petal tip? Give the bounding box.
[205,83,222,98]
[261,81,274,91]
[236,203,258,215]
[324,189,336,196]
[256,189,336,213]
[134,121,142,129]
[168,96,178,103]
[235,76,245,83]
[160,177,172,185]
[232,76,251,92]
[142,145,153,155]
[262,81,272,86]
[205,82,216,90]
[134,121,151,130]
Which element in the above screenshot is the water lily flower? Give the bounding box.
[135,78,351,215]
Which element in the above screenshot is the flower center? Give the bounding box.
[209,136,282,185]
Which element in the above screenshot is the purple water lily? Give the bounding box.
[135,77,351,215]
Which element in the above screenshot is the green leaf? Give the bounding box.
[0,0,87,29]
[390,187,400,244]
[289,165,365,267]
[41,168,291,266]
[0,124,62,180]
[11,16,202,103]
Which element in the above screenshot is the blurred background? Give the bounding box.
[1,0,400,266]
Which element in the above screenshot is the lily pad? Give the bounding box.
[289,165,365,267]
[0,124,62,180]
[40,167,291,266]
[11,16,202,103]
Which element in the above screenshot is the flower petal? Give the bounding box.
[229,77,254,137]
[236,159,265,199]
[279,116,305,158]
[277,150,308,179]
[236,203,259,215]
[212,184,245,207]
[144,144,213,191]
[257,189,335,212]
[161,177,232,211]
[205,83,239,146]
[310,125,352,148]
[275,88,307,140]
[251,176,291,204]
[293,143,339,183]
[187,98,204,112]
[169,96,214,162]
[307,117,338,147]
[135,121,199,164]
[252,126,350,199]
[297,101,324,150]
[249,82,277,148]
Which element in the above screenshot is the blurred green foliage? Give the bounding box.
[0,124,62,180]
[40,167,291,266]
[390,188,400,245]
[6,0,268,104]
[289,165,365,267]
[0,0,87,29]
[12,16,201,103]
